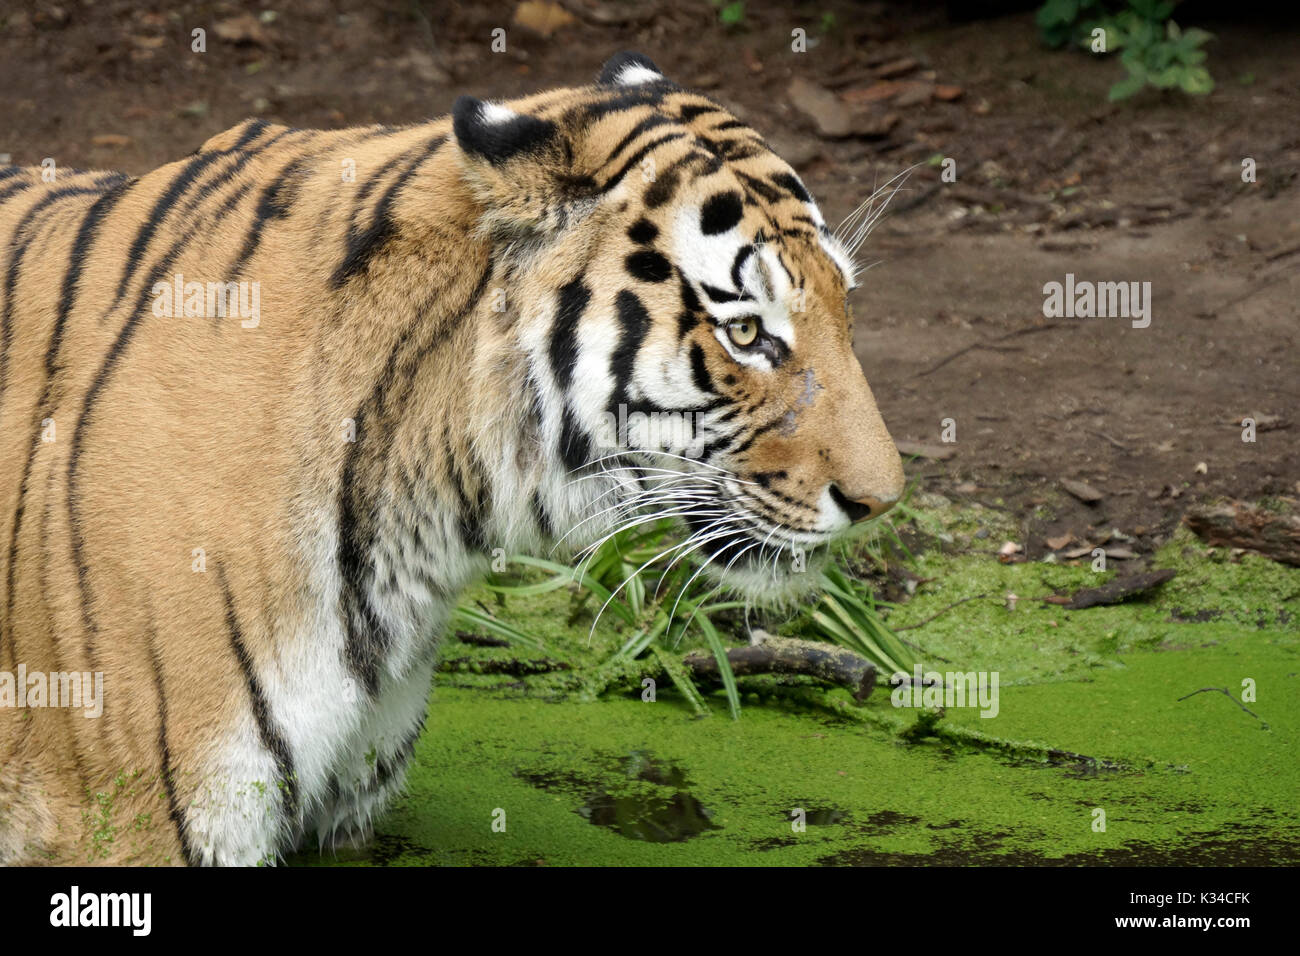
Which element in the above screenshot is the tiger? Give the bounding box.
[0,52,904,866]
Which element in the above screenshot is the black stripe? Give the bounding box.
[727,415,785,457]
[0,176,124,397]
[601,114,675,170]
[0,167,21,183]
[532,489,555,539]
[770,171,813,203]
[3,179,134,663]
[145,620,198,866]
[678,103,724,123]
[730,245,754,290]
[373,722,424,791]
[600,132,687,193]
[176,127,294,226]
[338,255,495,696]
[735,170,783,203]
[225,156,307,281]
[675,309,699,342]
[0,180,32,204]
[217,563,298,823]
[559,406,590,472]
[66,180,257,668]
[574,84,675,125]
[700,282,747,304]
[47,179,135,375]
[608,289,651,409]
[113,120,268,307]
[548,278,589,392]
[690,342,714,395]
[331,134,447,288]
[644,168,680,208]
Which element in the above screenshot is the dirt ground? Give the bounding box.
[3,0,1296,559]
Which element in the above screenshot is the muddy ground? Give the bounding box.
[3,0,1295,558]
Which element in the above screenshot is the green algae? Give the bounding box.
[293,514,1299,866]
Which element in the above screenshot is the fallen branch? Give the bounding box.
[684,636,877,703]
[1046,569,1176,610]
[1177,687,1269,729]
[1184,501,1300,567]
[439,657,571,676]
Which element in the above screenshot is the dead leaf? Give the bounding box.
[213,13,269,46]
[788,77,852,138]
[934,84,964,101]
[1062,545,1094,559]
[849,110,900,138]
[91,134,131,148]
[1194,461,1208,475]
[1060,478,1103,504]
[876,57,919,78]
[841,81,902,105]
[512,1,575,37]
[892,80,934,108]
[1045,533,1074,550]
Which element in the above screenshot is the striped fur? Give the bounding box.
[0,53,903,865]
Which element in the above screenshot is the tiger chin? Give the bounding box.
[0,52,903,866]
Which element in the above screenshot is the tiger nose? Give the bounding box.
[829,484,897,523]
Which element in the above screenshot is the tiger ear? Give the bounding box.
[452,96,595,237]
[596,51,667,87]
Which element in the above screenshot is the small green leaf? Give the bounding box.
[1108,71,1147,101]
[719,1,745,26]
[1179,66,1214,95]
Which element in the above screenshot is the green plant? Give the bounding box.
[455,501,927,717]
[1035,0,1214,101]
[709,0,746,27]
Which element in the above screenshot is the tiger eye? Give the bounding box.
[727,317,759,347]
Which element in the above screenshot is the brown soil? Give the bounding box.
[3,0,1296,557]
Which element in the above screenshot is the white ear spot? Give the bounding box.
[615,64,663,87]
[480,102,519,125]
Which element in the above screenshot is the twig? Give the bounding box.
[1197,262,1299,318]
[1177,687,1269,729]
[1088,429,1129,451]
[916,324,1065,377]
[896,636,952,664]
[893,594,989,631]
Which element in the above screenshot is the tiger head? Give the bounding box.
[453,52,905,599]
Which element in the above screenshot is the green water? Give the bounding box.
[293,523,1300,866]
